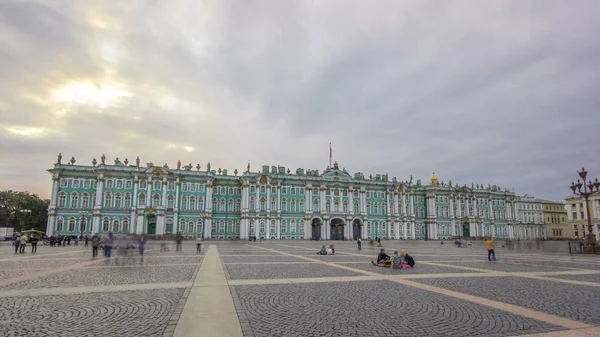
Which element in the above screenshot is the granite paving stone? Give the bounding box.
[413,276,600,324]
[221,255,306,263]
[232,281,564,337]
[450,262,560,272]
[224,263,361,280]
[340,262,482,275]
[545,273,600,284]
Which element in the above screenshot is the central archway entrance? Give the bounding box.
[462,221,470,238]
[352,218,363,240]
[311,218,322,240]
[330,218,345,240]
[147,214,157,235]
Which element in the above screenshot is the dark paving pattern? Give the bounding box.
[413,276,600,325]
[341,262,481,275]
[224,263,361,280]
[232,281,564,337]
[1,265,198,290]
[450,262,559,273]
[0,289,185,337]
[548,273,600,283]
[222,255,305,263]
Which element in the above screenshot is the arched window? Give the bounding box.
[326,200,331,212]
[70,192,79,208]
[180,219,186,232]
[102,218,109,232]
[334,201,339,213]
[249,220,255,235]
[153,194,161,207]
[58,193,66,208]
[260,198,266,211]
[115,193,122,208]
[122,219,129,233]
[271,198,277,210]
[81,193,90,208]
[299,199,305,212]
[139,180,147,189]
[220,199,226,212]
[200,197,205,211]
[56,217,64,232]
[181,196,188,211]
[291,198,296,213]
[113,219,119,232]
[374,203,379,215]
[68,218,75,231]
[228,199,234,211]
[196,219,203,234]
[235,199,241,212]
[124,193,131,208]
[313,199,319,211]
[190,196,196,211]
[367,202,371,215]
[227,221,233,234]
[270,220,276,234]
[212,198,217,211]
[104,192,113,208]
[281,220,287,234]
[154,180,161,190]
[354,200,360,214]
[249,197,255,211]
[211,221,216,235]
[343,201,348,214]
[167,195,174,209]
[259,221,266,234]
[290,220,297,234]
[219,221,225,233]
[281,199,287,212]
[188,221,194,233]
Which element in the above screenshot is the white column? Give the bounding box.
[205,218,212,238]
[320,186,326,212]
[50,177,59,206]
[393,193,399,216]
[403,221,408,239]
[304,219,310,239]
[162,178,167,207]
[276,218,281,239]
[266,184,271,212]
[402,193,407,217]
[411,222,416,239]
[92,176,104,234]
[136,213,144,235]
[410,194,415,217]
[147,177,153,207]
[387,221,392,238]
[266,219,271,239]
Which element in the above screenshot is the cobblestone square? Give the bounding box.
[224,263,362,280]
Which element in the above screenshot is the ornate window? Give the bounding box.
[228,199,234,211]
[290,220,296,234]
[227,221,233,234]
[139,180,147,189]
[122,219,129,233]
[167,196,174,209]
[374,203,379,215]
[259,221,266,234]
[313,187,318,195]
[229,187,234,195]
[104,192,112,208]
[191,184,197,192]
[190,196,196,211]
[299,221,305,234]
[124,193,131,208]
[60,178,68,188]
[168,182,175,190]
[189,221,194,233]
[116,180,123,189]
[354,201,360,214]
[250,186,255,193]
[212,198,217,211]
[299,200,305,212]
[281,220,287,234]
[343,201,348,214]
[271,198,277,210]
[115,193,122,208]
[56,217,64,232]
[367,202,371,215]
[219,221,225,233]
[182,196,189,210]
[68,218,75,232]
[334,189,339,196]
[313,199,319,211]
[138,194,146,207]
[153,180,161,190]
[291,199,296,213]
[281,199,287,212]
[260,198,266,211]
[180,219,186,232]
[291,187,296,195]
[353,190,359,197]
[73,179,80,188]
[112,219,119,232]
[152,194,161,207]
[199,197,205,211]
[326,200,331,212]
[106,179,114,188]
[334,201,339,213]
[70,193,79,208]
[211,221,216,235]
[125,180,132,189]
[220,199,226,212]
[250,220,255,235]
[326,189,331,196]
[281,187,286,194]
[235,199,241,212]
[82,194,89,209]
[84,180,90,189]
[260,186,266,194]
[249,197,255,211]
[270,220,276,234]
[102,218,109,232]
[197,220,203,234]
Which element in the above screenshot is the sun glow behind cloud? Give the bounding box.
[51,82,132,108]
[5,126,51,137]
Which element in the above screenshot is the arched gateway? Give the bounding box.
[352,218,363,240]
[330,218,345,240]
[311,218,322,240]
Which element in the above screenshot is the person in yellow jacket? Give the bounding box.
[484,237,496,261]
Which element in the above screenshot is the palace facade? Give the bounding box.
[46,154,545,240]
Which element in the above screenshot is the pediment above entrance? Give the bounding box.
[141,165,172,176]
[321,161,352,180]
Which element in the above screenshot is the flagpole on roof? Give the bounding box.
[329,142,332,168]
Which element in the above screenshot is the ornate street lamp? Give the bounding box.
[569,168,600,245]
[79,210,89,238]
[18,209,31,233]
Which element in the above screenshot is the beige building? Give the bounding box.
[541,200,570,239]
[565,192,600,241]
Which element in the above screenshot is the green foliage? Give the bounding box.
[0,190,49,233]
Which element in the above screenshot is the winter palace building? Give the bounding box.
[46,154,546,240]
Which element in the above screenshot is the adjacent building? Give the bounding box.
[515,195,547,240]
[565,193,600,242]
[541,200,570,239]
[46,154,543,240]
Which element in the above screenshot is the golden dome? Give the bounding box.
[430,171,439,185]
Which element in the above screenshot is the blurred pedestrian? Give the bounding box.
[196,235,202,254]
[91,233,100,258]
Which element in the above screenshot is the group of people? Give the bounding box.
[316,245,336,255]
[12,233,40,254]
[371,249,416,269]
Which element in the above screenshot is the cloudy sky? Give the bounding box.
[1,0,599,202]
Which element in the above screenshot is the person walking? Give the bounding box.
[91,233,100,258]
[84,235,89,247]
[176,232,183,252]
[196,235,202,254]
[13,235,20,254]
[19,234,28,253]
[103,233,114,260]
[357,238,362,250]
[485,237,496,261]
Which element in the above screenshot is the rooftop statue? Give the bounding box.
[177,160,181,170]
[70,157,76,165]
[124,158,129,166]
[136,157,140,167]
[114,158,122,165]
[57,153,62,164]
[207,162,211,172]
[247,163,250,172]
[196,164,201,171]
[92,158,97,166]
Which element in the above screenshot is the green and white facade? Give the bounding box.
[46,156,538,240]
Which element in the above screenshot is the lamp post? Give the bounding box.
[569,168,600,245]
[19,209,31,233]
[79,210,89,238]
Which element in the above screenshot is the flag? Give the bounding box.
[329,143,332,158]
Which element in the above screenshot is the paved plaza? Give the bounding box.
[1,241,600,336]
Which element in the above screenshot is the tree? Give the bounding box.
[0,190,49,233]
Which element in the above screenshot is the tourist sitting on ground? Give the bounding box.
[327,245,335,255]
[400,250,415,268]
[317,245,327,255]
[455,240,461,248]
[371,248,391,267]
[391,251,403,269]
